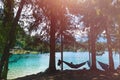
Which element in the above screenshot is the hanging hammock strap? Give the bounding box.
[58,60,86,68]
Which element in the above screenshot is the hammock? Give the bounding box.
[58,60,86,68]
[97,61,109,70]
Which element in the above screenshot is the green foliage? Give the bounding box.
[14,28,50,53]
[0,21,5,53]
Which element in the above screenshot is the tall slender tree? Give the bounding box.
[0,0,25,79]
[66,0,115,70]
[28,0,67,72]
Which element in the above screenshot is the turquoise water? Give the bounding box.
[7,52,120,79]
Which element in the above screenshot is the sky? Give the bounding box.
[0,0,3,7]
[0,0,107,43]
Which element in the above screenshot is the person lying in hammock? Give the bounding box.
[58,59,86,69]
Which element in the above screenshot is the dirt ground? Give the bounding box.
[15,70,120,80]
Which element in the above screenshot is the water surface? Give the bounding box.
[7,52,120,79]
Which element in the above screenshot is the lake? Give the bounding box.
[7,51,120,79]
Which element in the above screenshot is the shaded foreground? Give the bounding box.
[15,70,120,80]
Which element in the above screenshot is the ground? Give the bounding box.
[15,70,120,80]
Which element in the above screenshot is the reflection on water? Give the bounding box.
[7,52,120,79]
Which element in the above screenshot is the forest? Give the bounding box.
[0,0,120,80]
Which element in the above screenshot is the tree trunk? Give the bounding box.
[61,33,63,71]
[90,27,97,70]
[105,27,114,70]
[0,0,25,79]
[48,17,56,72]
[0,43,11,79]
[1,51,10,79]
